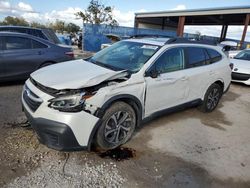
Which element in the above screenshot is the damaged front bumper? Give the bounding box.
[22,79,100,151]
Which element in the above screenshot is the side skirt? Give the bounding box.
[142,99,202,124]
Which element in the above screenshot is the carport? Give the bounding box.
[134,6,250,48]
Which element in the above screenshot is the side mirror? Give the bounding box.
[145,69,159,78]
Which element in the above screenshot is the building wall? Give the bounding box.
[82,23,249,52]
[83,23,176,52]
[138,23,177,31]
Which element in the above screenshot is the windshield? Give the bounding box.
[89,41,160,73]
[234,50,250,61]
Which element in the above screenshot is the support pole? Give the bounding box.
[161,18,165,30]
[134,18,139,28]
[239,14,250,49]
[220,25,228,42]
[177,16,185,37]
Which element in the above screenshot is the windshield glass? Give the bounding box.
[89,41,160,73]
[234,50,250,61]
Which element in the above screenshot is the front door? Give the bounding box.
[145,47,189,116]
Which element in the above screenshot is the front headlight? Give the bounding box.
[48,92,93,112]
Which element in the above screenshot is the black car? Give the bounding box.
[0,32,74,82]
[0,26,61,44]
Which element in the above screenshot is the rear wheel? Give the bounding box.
[199,83,223,112]
[95,102,136,150]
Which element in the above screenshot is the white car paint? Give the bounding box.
[22,79,99,146]
[22,38,231,149]
[31,59,128,90]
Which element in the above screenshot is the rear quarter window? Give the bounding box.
[32,40,48,49]
[186,47,207,68]
[206,48,222,63]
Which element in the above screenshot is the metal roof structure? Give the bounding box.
[134,6,250,47]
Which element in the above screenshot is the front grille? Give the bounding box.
[30,77,59,96]
[232,72,250,81]
[23,86,42,112]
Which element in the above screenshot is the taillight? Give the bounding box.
[229,63,234,70]
[65,51,74,58]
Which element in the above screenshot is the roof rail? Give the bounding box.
[165,37,218,46]
[129,34,172,39]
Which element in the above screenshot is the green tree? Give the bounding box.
[30,21,46,28]
[0,16,29,26]
[0,16,80,33]
[48,20,66,33]
[65,23,80,33]
[75,0,118,26]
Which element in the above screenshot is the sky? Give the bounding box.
[0,0,250,40]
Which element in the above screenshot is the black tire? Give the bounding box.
[95,102,136,150]
[199,83,223,113]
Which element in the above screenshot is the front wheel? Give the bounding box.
[199,83,223,112]
[95,102,136,150]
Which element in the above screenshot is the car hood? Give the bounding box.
[31,59,127,90]
[230,59,250,69]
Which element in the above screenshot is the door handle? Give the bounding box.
[209,71,215,75]
[163,78,175,81]
[155,78,162,81]
[181,76,188,81]
[163,77,177,84]
[38,51,44,55]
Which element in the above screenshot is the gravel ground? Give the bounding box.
[0,81,250,187]
[6,153,125,188]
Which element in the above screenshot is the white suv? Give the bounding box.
[22,37,231,151]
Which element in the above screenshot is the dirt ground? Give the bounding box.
[0,82,249,188]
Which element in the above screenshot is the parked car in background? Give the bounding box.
[57,33,72,45]
[0,32,74,82]
[231,49,250,85]
[22,37,231,151]
[229,49,242,58]
[0,26,61,44]
[101,34,122,49]
[220,41,241,58]
[101,34,130,49]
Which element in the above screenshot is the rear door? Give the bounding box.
[183,47,213,101]
[3,36,47,80]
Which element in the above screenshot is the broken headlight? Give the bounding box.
[48,92,93,112]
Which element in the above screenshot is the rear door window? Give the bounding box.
[186,47,207,68]
[5,36,32,50]
[206,48,222,63]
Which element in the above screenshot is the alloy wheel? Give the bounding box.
[104,111,133,144]
[207,88,220,110]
